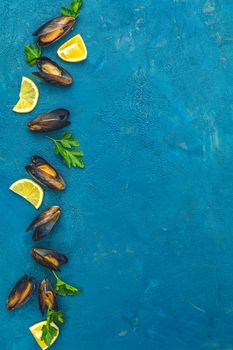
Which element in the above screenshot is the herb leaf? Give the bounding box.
[41,309,65,347]
[61,7,73,16]
[52,271,82,296]
[24,44,41,65]
[48,309,65,325]
[41,322,58,347]
[47,132,84,169]
[61,0,83,19]
[62,132,73,140]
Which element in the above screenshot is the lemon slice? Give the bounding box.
[13,77,39,113]
[30,321,59,350]
[9,178,44,209]
[57,34,87,62]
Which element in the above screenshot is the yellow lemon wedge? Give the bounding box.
[13,77,39,113]
[57,34,87,62]
[9,178,44,209]
[30,321,59,350]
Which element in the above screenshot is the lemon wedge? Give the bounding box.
[9,178,44,209]
[13,77,39,113]
[30,321,59,350]
[57,34,87,62]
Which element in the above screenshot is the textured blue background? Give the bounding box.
[1,0,233,349]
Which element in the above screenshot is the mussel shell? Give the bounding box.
[26,206,62,241]
[33,16,76,47]
[28,109,70,133]
[32,72,72,86]
[32,57,73,86]
[31,248,68,271]
[39,279,58,315]
[7,275,35,311]
[25,156,66,190]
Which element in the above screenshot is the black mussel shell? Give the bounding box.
[31,248,68,271]
[32,72,72,86]
[28,109,70,133]
[7,275,35,311]
[32,57,73,86]
[25,156,66,190]
[39,279,58,315]
[26,206,62,241]
[33,16,76,47]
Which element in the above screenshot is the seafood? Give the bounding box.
[26,206,62,241]
[28,109,70,133]
[32,57,73,86]
[7,275,35,310]
[33,16,76,47]
[31,248,68,271]
[25,156,66,190]
[39,279,58,315]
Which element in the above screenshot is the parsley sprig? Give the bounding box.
[52,271,82,296]
[24,44,41,65]
[41,309,65,347]
[61,0,83,19]
[47,132,84,169]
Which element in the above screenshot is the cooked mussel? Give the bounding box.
[31,248,68,271]
[33,16,76,47]
[28,109,70,133]
[39,279,58,315]
[32,57,73,86]
[7,275,35,311]
[25,156,66,190]
[26,206,62,241]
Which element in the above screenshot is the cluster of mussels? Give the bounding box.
[32,16,75,86]
[7,7,83,333]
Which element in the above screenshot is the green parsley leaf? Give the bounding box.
[41,309,65,347]
[62,132,73,139]
[59,132,80,148]
[48,309,65,325]
[52,271,82,296]
[61,0,83,19]
[41,322,58,347]
[61,7,73,16]
[47,132,85,169]
[24,44,41,65]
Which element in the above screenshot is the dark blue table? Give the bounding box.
[0,0,233,349]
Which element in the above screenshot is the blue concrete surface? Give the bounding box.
[1,0,233,349]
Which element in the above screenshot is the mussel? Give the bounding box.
[33,16,76,47]
[26,206,62,241]
[31,248,68,271]
[32,57,73,86]
[28,109,70,133]
[7,275,35,311]
[39,279,58,315]
[25,156,66,190]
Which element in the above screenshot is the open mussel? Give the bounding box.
[32,57,73,86]
[33,16,76,47]
[39,279,58,315]
[28,109,70,133]
[31,248,68,271]
[25,156,66,190]
[27,206,62,241]
[7,275,35,311]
